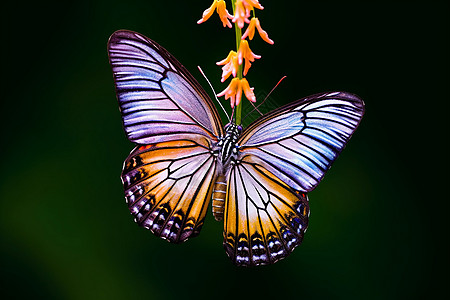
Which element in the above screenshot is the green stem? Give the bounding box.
[231,0,243,125]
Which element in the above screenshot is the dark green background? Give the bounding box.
[1,1,448,299]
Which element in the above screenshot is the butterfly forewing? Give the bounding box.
[237,92,365,192]
[108,30,223,145]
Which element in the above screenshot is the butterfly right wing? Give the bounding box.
[223,92,364,265]
[123,137,218,243]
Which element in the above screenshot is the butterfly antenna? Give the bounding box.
[243,76,287,121]
[197,66,231,122]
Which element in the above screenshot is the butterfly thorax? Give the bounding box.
[217,123,242,165]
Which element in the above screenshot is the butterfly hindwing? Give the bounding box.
[108,30,223,145]
[123,137,217,243]
[224,155,309,266]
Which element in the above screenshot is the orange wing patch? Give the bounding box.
[224,154,309,266]
[122,137,217,243]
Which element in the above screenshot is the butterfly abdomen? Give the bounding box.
[212,174,227,221]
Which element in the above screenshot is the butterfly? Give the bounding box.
[107,30,365,266]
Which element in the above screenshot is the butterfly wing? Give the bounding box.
[108,30,223,144]
[123,139,218,243]
[108,30,224,242]
[237,91,364,192]
[224,157,310,266]
[224,91,364,265]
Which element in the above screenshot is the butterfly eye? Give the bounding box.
[237,125,243,131]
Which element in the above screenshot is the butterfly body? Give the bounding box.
[108,30,365,266]
[211,123,242,221]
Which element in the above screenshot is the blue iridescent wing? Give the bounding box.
[238,91,365,192]
[108,30,223,144]
[108,30,223,243]
[223,91,364,265]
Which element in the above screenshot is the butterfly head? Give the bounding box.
[224,123,243,136]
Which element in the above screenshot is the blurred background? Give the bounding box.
[1,0,448,299]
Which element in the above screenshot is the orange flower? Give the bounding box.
[237,40,261,75]
[197,0,233,28]
[242,17,274,44]
[216,51,239,82]
[232,0,251,29]
[243,0,264,10]
[217,77,256,108]
[239,78,256,104]
[232,0,265,28]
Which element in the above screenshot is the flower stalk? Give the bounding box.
[232,0,244,124]
[198,0,273,125]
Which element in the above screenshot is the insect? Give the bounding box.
[107,30,365,266]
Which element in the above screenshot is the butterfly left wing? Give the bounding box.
[108,30,224,243]
[224,91,364,265]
